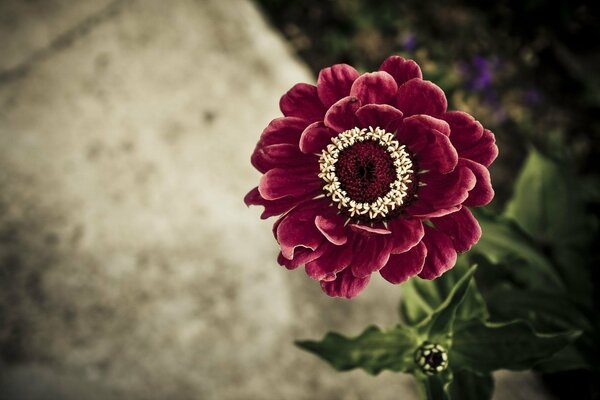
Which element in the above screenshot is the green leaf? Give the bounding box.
[505,148,588,245]
[295,325,419,375]
[401,260,487,326]
[415,371,453,400]
[450,319,581,373]
[447,370,493,400]
[416,266,477,344]
[470,209,565,291]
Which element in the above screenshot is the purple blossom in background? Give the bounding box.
[523,89,542,105]
[460,55,507,123]
[401,32,417,52]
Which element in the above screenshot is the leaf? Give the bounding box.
[470,209,565,292]
[505,148,588,245]
[401,260,488,326]
[295,325,419,375]
[416,266,477,344]
[415,372,452,400]
[450,319,581,373]
[448,370,494,400]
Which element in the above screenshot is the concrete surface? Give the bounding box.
[0,0,552,399]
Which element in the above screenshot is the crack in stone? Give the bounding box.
[0,0,131,85]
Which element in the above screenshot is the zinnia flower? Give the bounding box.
[245,56,497,298]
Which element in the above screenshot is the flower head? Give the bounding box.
[245,56,497,298]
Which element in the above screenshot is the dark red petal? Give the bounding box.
[349,223,392,235]
[299,121,336,154]
[258,166,321,200]
[305,242,353,281]
[251,143,313,173]
[415,165,476,209]
[460,158,494,207]
[315,212,348,245]
[280,83,326,122]
[379,56,423,86]
[350,71,398,105]
[276,200,327,259]
[244,187,317,219]
[324,96,361,132]
[418,225,457,280]
[355,104,404,133]
[456,129,498,167]
[256,117,309,148]
[406,203,462,219]
[396,78,447,117]
[277,245,327,270]
[431,207,481,253]
[320,268,370,299]
[399,115,457,174]
[350,235,393,278]
[380,242,427,284]
[387,218,425,254]
[317,64,360,108]
[441,111,483,149]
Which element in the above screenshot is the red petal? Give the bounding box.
[320,268,370,299]
[350,71,398,105]
[277,246,327,270]
[380,242,427,284]
[305,242,353,281]
[441,111,483,149]
[259,166,321,200]
[456,129,498,167]
[256,117,309,148]
[399,115,457,174]
[431,207,482,253]
[280,83,326,122]
[251,143,312,173]
[387,218,424,254]
[418,225,457,280]
[324,96,361,132]
[396,79,447,117]
[244,187,316,219]
[460,158,494,207]
[349,223,391,235]
[350,235,393,278]
[379,56,423,86]
[355,104,404,133]
[276,200,327,259]
[299,121,336,154]
[415,164,476,209]
[315,212,348,245]
[317,64,360,108]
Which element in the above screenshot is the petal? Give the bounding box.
[251,143,313,173]
[418,225,457,280]
[380,242,427,284]
[277,245,327,270]
[256,117,309,148]
[349,223,392,235]
[258,166,321,200]
[299,121,336,154]
[387,218,424,254]
[456,129,498,167]
[324,96,361,132]
[315,212,348,245]
[415,164,476,209]
[431,207,482,253]
[396,78,447,117]
[317,64,360,108]
[350,71,398,105]
[276,200,327,259]
[244,187,316,219]
[305,242,353,281]
[320,268,370,299]
[399,115,457,174]
[379,56,423,86]
[350,235,393,278]
[459,158,494,207]
[355,104,404,133]
[441,111,483,149]
[280,83,326,122]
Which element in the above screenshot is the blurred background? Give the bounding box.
[0,0,598,399]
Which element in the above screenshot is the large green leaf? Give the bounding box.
[448,370,493,400]
[401,261,487,326]
[470,209,565,291]
[450,319,580,373]
[504,149,588,245]
[295,325,419,375]
[416,266,477,344]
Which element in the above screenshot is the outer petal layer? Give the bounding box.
[320,268,370,299]
[317,64,360,108]
[379,56,423,86]
[280,83,326,122]
[432,207,481,253]
[396,78,447,117]
[380,242,427,284]
[350,71,398,105]
[418,225,457,280]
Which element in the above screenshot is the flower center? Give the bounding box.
[318,127,414,220]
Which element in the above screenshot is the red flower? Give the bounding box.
[245,56,497,298]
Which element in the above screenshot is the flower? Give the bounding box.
[245,56,497,298]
